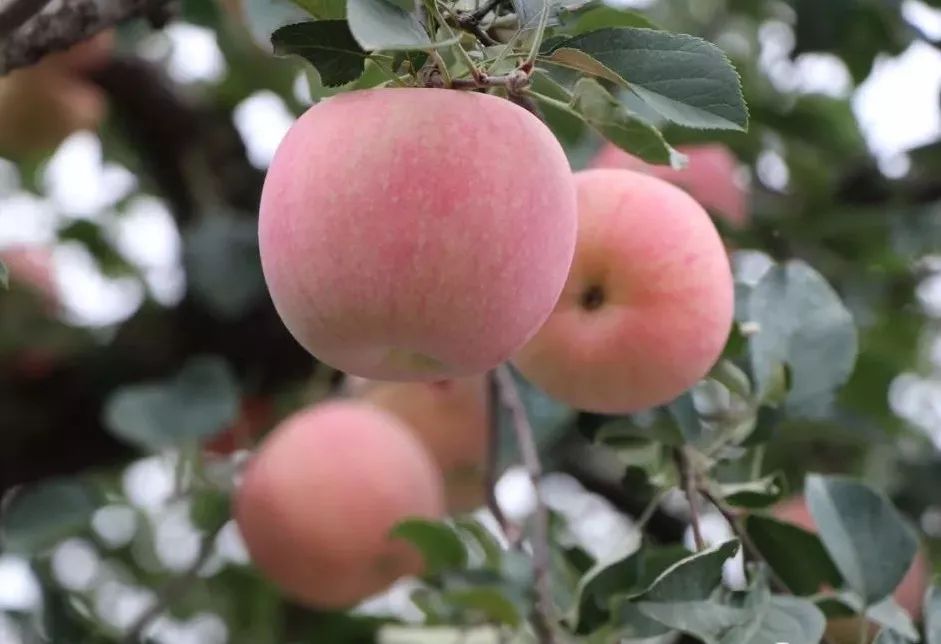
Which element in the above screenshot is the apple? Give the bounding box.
[234,401,446,608]
[513,169,734,413]
[590,143,748,227]
[348,376,489,513]
[258,88,577,380]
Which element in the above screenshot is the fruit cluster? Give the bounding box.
[235,87,738,608]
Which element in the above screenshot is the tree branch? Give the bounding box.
[0,0,175,74]
[493,365,557,644]
[0,0,53,38]
[673,447,704,550]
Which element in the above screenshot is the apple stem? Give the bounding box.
[493,365,558,644]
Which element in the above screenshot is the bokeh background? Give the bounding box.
[2,0,941,642]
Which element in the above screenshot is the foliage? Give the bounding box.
[1,0,940,642]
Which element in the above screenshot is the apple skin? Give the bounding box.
[512,168,734,414]
[773,495,930,643]
[258,88,577,381]
[347,376,489,513]
[234,401,446,608]
[590,143,748,227]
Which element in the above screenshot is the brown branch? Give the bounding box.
[0,0,53,38]
[485,371,518,543]
[493,366,557,644]
[0,0,176,74]
[673,447,704,550]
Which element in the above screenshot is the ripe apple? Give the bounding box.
[234,401,446,608]
[348,376,489,513]
[513,169,734,413]
[258,88,577,380]
[590,143,748,227]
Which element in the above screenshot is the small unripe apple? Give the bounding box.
[259,88,577,380]
[348,376,489,513]
[234,401,446,608]
[590,143,748,227]
[513,169,734,413]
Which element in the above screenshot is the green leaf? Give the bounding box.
[927,585,941,644]
[744,514,842,596]
[184,213,266,318]
[103,355,240,451]
[719,595,826,644]
[636,600,749,643]
[817,592,919,639]
[292,0,347,18]
[531,75,678,165]
[564,6,658,34]
[190,488,232,532]
[0,479,98,555]
[541,27,748,131]
[866,596,920,641]
[637,540,740,603]
[496,368,575,471]
[390,519,467,576]
[667,391,703,444]
[747,261,858,416]
[0,258,8,289]
[271,21,368,87]
[440,587,523,627]
[806,474,918,606]
[571,544,688,631]
[378,626,527,644]
[875,629,916,644]
[347,0,434,50]
[454,518,503,569]
[717,473,784,509]
[241,0,312,49]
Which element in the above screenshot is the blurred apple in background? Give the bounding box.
[0,32,113,159]
[590,143,749,228]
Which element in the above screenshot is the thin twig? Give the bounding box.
[485,371,518,544]
[698,487,790,594]
[470,0,504,22]
[123,523,224,643]
[701,488,840,644]
[522,0,551,71]
[0,0,52,38]
[673,447,704,551]
[493,366,556,644]
[450,69,530,90]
